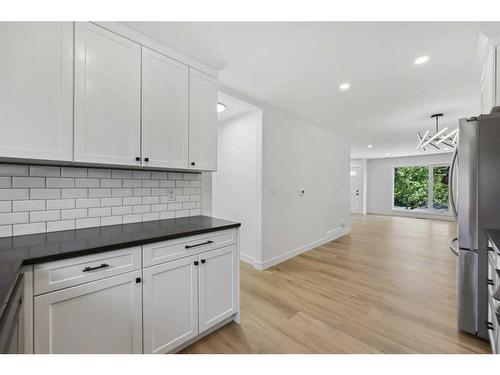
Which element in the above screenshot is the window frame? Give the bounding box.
[392,163,451,216]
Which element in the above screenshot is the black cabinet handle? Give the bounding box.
[194,261,199,266]
[488,247,494,252]
[136,156,141,161]
[201,259,206,264]
[488,279,494,286]
[83,263,109,272]
[191,162,196,166]
[487,321,494,330]
[185,240,213,249]
[136,277,141,283]
[144,157,149,162]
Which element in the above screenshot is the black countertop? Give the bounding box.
[487,229,500,252]
[0,215,240,310]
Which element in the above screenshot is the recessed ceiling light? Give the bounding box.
[414,56,429,65]
[339,83,350,91]
[217,103,226,113]
[367,144,373,149]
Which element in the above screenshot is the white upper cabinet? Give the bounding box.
[74,22,141,166]
[188,68,218,171]
[142,47,189,169]
[0,22,73,161]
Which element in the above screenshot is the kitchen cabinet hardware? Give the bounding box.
[136,156,141,161]
[185,240,213,249]
[201,259,206,264]
[144,157,149,162]
[82,263,110,272]
[487,321,494,330]
[136,277,141,283]
[194,261,199,266]
[488,279,494,286]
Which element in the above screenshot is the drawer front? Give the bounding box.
[143,229,237,267]
[34,247,142,295]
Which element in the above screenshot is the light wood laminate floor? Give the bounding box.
[182,214,490,354]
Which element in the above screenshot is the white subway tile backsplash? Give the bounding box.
[101,178,122,188]
[101,216,122,226]
[123,179,142,188]
[0,164,28,176]
[88,168,111,178]
[0,189,29,200]
[101,197,122,207]
[12,177,45,188]
[46,178,74,188]
[0,225,13,237]
[47,199,75,210]
[29,165,60,177]
[13,200,45,212]
[112,188,132,197]
[89,188,111,198]
[133,205,151,214]
[142,196,159,204]
[123,196,142,205]
[76,217,100,229]
[160,180,175,187]
[112,206,132,216]
[13,222,45,236]
[61,208,87,220]
[61,188,87,199]
[0,201,11,213]
[30,210,60,223]
[143,180,159,188]
[123,214,141,224]
[0,212,28,225]
[75,198,101,208]
[61,167,87,178]
[0,163,203,237]
[30,189,60,199]
[142,212,159,222]
[111,170,132,179]
[88,207,111,217]
[0,177,11,188]
[47,219,75,232]
[133,170,151,179]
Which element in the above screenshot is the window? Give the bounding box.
[393,165,450,213]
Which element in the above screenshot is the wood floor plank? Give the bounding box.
[181,214,491,354]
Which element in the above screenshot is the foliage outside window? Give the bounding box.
[393,165,450,213]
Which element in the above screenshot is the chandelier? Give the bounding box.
[416,113,458,151]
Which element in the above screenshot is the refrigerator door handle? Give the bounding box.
[449,146,458,218]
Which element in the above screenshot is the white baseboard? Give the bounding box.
[239,253,257,267]
[254,226,351,270]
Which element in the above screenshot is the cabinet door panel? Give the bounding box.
[0,22,73,161]
[198,245,238,332]
[74,22,141,166]
[34,270,142,354]
[142,47,189,169]
[143,255,198,354]
[188,68,217,171]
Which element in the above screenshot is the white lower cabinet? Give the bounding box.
[143,255,199,354]
[198,245,238,332]
[34,270,143,354]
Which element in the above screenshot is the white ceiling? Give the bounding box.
[123,22,487,159]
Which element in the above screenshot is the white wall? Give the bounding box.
[261,107,351,269]
[212,107,263,265]
[366,153,454,220]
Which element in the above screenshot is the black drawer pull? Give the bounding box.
[185,240,214,249]
[83,263,110,272]
[488,279,494,286]
[487,321,494,330]
[201,259,206,264]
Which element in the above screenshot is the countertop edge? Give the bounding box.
[22,222,241,265]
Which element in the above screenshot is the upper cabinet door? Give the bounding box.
[142,47,189,169]
[0,22,73,161]
[74,22,141,166]
[188,68,218,171]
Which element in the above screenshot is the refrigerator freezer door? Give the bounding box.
[458,249,478,334]
[458,119,478,251]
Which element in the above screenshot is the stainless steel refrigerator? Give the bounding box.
[451,107,500,340]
